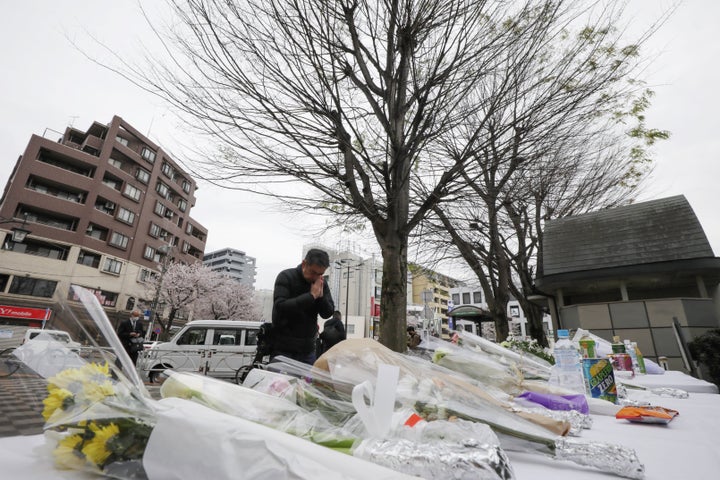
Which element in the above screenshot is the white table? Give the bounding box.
[622,369,718,394]
[2,391,719,479]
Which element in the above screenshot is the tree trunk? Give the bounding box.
[377,234,409,352]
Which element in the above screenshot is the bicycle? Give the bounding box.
[0,347,22,378]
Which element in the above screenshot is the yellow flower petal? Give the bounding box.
[82,422,119,467]
[42,388,73,421]
[53,434,86,470]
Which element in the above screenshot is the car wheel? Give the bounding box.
[149,364,170,383]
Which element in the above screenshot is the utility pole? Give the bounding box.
[147,244,172,340]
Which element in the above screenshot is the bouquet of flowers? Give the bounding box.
[42,361,155,478]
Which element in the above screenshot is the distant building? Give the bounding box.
[409,264,462,338]
[448,285,553,340]
[0,116,207,339]
[203,248,257,287]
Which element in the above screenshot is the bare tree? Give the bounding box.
[193,277,262,321]
[125,0,551,351]
[422,3,668,344]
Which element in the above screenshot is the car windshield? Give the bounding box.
[30,332,71,343]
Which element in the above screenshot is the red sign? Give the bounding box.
[0,305,52,321]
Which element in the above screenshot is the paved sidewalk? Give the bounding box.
[0,370,161,438]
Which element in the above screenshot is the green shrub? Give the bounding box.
[688,329,720,388]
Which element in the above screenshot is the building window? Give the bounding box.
[148,223,162,238]
[102,258,123,275]
[138,269,152,283]
[161,162,173,178]
[510,305,520,317]
[178,199,187,212]
[473,291,483,304]
[109,232,129,249]
[68,285,118,307]
[108,157,123,169]
[102,175,122,191]
[136,168,150,184]
[451,293,460,305]
[116,136,129,147]
[86,223,109,241]
[141,147,156,163]
[123,184,141,202]
[181,179,191,194]
[77,249,101,268]
[8,277,57,298]
[462,292,471,305]
[143,245,155,260]
[3,236,69,261]
[0,274,8,292]
[116,207,136,225]
[156,181,169,198]
[154,201,167,217]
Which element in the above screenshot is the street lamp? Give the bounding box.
[0,213,31,243]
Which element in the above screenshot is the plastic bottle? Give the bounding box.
[624,339,640,374]
[549,329,585,393]
[578,333,596,358]
[633,342,647,374]
[611,336,626,354]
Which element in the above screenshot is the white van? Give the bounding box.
[23,329,82,352]
[136,320,261,383]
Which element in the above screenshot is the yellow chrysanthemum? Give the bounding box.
[82,362,111,383]
[53,434,86,470]
[47,367,89,393]
[82,422,119,467]
[42,388,73,421]
[82,380,116,403]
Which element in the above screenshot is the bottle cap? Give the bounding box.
[557,329,569,338]
[612,335,620,343]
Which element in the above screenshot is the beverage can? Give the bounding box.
[579,336,596,358]
[609,353,635,379]
[582,358,617,403]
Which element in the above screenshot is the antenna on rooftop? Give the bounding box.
[68,116,79,128]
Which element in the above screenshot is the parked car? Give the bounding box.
[22,328,82,352]
[136,320,260,383]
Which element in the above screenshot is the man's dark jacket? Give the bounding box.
[272,265,334,354]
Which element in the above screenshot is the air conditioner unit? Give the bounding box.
[164,210,174,218]
[105,202,115,209]
[86,226,94,233]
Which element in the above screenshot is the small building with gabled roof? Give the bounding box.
[535,195,720,371]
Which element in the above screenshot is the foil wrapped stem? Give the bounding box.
[511,407,592,436]
[554,437,645,479]
[354,438,515,480]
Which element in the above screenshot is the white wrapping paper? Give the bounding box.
[144,398,416,480]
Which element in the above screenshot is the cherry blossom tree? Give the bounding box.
[192,277,262,322]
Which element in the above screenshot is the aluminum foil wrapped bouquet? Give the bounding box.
[317,339,645,479]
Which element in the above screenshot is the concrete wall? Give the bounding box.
[559,298,719,370]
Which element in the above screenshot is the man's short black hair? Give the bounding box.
[407,325,416,333]
[305,248,330,268]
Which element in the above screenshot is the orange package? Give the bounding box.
[615,406,679,424]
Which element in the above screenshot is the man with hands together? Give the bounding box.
[271,248,335,365]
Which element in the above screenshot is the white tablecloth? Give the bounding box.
[621,370,718,394]
[2,390,719,479]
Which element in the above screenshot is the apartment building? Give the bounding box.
[409,264,462,337]
[203,248,257,287]
[0,116,207,339]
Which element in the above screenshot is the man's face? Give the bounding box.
[131,312,141,320]
[301,260,327,283]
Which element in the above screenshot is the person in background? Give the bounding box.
[318,310,347,356]
[117,309,145,365]
[407,325,422,348]
[271,248,335,365]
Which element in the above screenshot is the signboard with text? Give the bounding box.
[0,305,52,321]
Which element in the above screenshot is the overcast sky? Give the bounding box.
[1,1,718,290]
